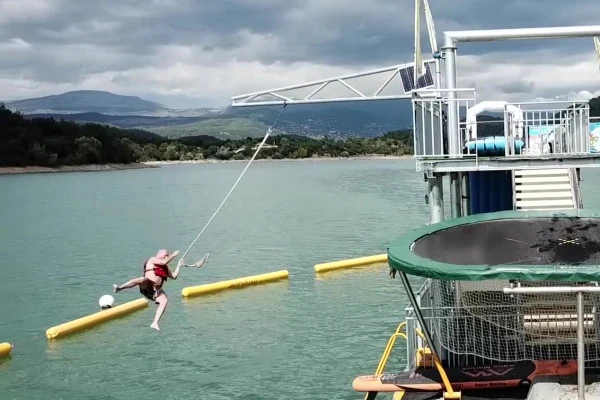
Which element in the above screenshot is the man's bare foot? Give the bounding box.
[150,322,160,331]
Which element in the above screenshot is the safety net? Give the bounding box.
[390,209,600,364]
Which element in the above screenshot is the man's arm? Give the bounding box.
[151,250,179,266]
[168,261,183,280]
[168,255,209,279]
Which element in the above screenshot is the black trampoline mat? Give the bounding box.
[412,217,600,266]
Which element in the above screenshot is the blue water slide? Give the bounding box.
[464,136,525,156]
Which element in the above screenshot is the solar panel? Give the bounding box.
[416,63,435,88]
[400,67,413,93]
[399,62,435,93]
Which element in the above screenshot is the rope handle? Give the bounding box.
[179,253,210,268]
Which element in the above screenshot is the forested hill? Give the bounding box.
[0,104,414,167]
[5,90,414,140]
[590,96,600,116]
[2,94,598,168]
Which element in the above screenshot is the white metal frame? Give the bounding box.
[411,88,477,166]
[414,0,441,89]
[592,36,600,71]
[441,25,600,158]
[502,100,591,157]
[230,60,437,107]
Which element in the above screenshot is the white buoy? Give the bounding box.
[99,294,115,309]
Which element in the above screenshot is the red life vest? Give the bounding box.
[143,260,168,281]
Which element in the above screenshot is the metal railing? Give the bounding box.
[411,92,596,167]
[591,116,600,154]
[404,280,600,358]
[502,285,600,400]
[507,101,590,156]
[569,167,584,209]
[412,88,477,162]
[362,322,410,400]
[367,319,457,400]
[404,278,435,371]
[400,279,600,400]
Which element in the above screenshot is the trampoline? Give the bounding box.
[388,209,600,282]
[367,210,600,398]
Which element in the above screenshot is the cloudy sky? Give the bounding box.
[1,0,600,109]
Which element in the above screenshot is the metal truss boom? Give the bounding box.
[231,60,436,107]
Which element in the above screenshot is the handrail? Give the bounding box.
[363,322,408,400]
[569,168,583,209]
[366,321,459,399]
[374,322,408,375]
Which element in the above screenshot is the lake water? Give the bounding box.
[1,159,600,400]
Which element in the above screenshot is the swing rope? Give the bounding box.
[180,102,288,262]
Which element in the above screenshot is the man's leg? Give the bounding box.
[113,277,144,293]
[150,292,168,331]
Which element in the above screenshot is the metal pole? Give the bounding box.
[398,271,440,361]
[504,109,511,156]
[450,172,462,218]
[442,43,459,157]
[504,287,600,294]
[428,174,444,224]
[578,291,585,400]
[444,25,600,43]
[435,59,442,91]
[461,172,470,216]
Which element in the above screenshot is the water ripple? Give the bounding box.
[0,159,495,400]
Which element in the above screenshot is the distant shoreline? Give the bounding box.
[0,155,412,175]
[142,154,413,166]
[0,163,155,176]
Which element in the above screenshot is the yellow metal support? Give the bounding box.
[374,322,407,375]
[417,347,433,367]
[364,322,407,400]
[412,328,460,399]
[366,321,461,400]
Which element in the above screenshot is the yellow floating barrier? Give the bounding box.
[46,298,149,340]
[314,253,388,273]
[182,269,289,298]
[0,342,13,357]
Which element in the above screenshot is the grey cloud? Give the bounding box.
[496,80,536,94]
[1,0,599,105]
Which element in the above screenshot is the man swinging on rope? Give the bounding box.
[113,249,209,330]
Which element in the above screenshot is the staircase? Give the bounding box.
[513,168,581,211]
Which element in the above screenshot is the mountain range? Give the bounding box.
[3,90,413,140]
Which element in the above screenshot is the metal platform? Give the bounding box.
[412,88,598,173]
[417,154,600,173]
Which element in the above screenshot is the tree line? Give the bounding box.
[3,94,598,168]
[0,104,414,167]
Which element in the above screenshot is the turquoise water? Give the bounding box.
[0,159,431,400]
[2,160,600,400]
